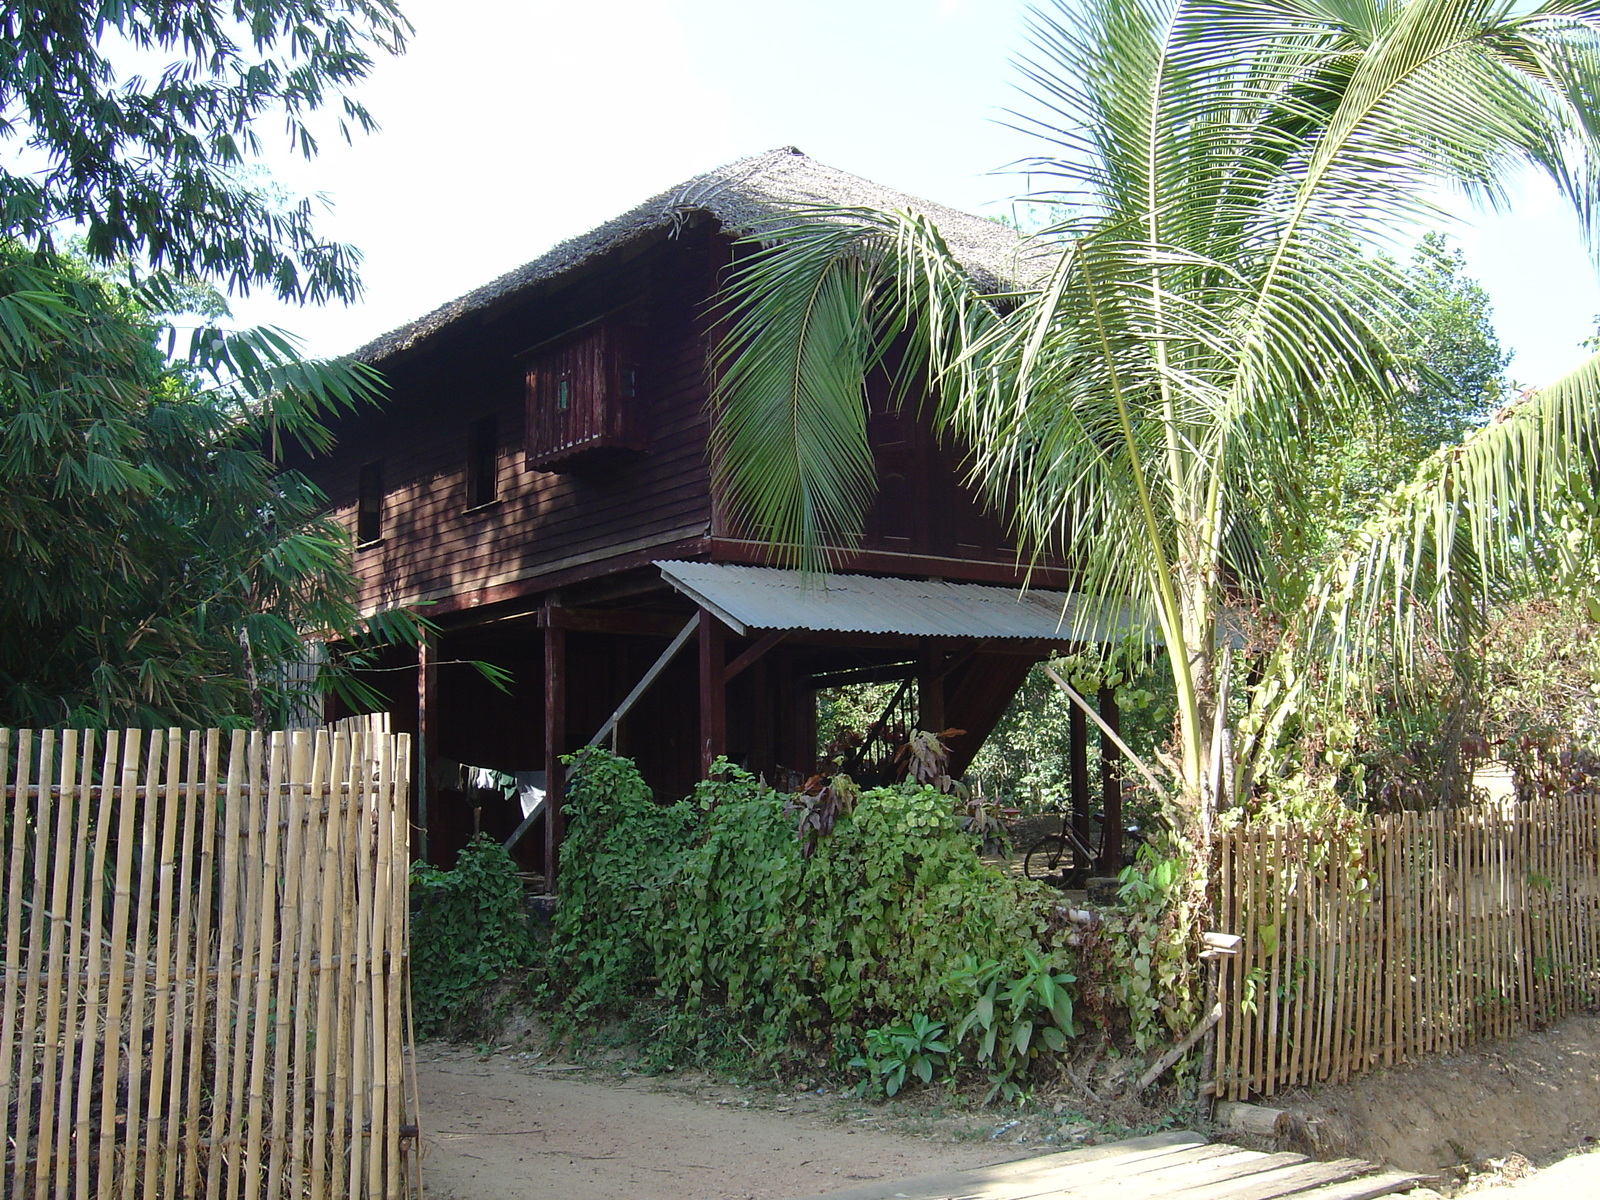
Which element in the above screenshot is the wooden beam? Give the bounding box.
[723,631,786,684]
[698,608,726,777]
[542,607,693,638]
[808,662,918,690]
[708,537,1079,590]
[917,650,946,732]
[542,620,567,890]
[416,631,437,864]
[1039,664,1165,797]
[587,616,699,748]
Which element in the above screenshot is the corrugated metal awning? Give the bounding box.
[655,561,1152,642]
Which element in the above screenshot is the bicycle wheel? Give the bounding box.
[1023,835,1084,885]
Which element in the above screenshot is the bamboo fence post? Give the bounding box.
[1230,828,1252,1099]
[242,733,287,1190]
[367,733,393,1200]
[384,735,410,1198]
[286,730,330,1193]
[167,730,206,1199]
[1332,825,1357,1083]
[35,728,81,1200]
[142,731,184,1199]
[117,731,165,1196]
[265,732,305,1198]
[311,732,350,1200]
[74,731,117,1200]
[334,729,365,1199]
[1213,825,1233,1098]
[396,733,416,1200]
[52,733,96,1198]
[0,728,27,1189]
[349,731,377,1195]
[14,731,57,1200]
[1288,833,1310,1089]
[206,730,248,1200]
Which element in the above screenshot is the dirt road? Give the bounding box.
[415,1045,1023,1200]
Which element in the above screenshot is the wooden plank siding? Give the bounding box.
[295,223,1065,618]
[303,224,722,616]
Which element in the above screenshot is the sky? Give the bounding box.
[223,0,1600,387]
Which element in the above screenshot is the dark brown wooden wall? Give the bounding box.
[296,222,1061,618]
[301,225,723,615]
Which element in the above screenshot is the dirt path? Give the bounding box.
[414,1012,1600,1199]
[414,1045,1024,1200]
[1279,1012,1600,1174]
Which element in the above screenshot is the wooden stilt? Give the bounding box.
[699,608,727,777]
[544,616,568,891]
[416,631,437,864]
[916,649,946,734]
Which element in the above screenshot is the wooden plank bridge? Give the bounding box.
[795,1131,1426,1200]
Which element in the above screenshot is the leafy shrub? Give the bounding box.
[654,761,1074,1061]
[546,750,1213,1098]
[546,748,695,1018]
[849,1015,950,1096]
[949,950,1077,1101]
[409,835,535,1038]
[1100,846,1203,1051]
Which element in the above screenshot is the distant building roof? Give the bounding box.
[354,147,1042,365]
[655,560,1153,643]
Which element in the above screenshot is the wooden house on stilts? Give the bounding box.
[293,148,1142,890]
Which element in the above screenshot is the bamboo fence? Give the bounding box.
[0,724,418,1199]
[1214,795,1600,1100]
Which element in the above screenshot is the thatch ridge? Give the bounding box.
[352,147,1034,365]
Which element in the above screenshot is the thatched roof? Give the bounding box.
[353,147,1034,365]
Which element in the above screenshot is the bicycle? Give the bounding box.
[1021,804,1147,887]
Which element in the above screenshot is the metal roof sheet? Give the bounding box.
[655,561,1153,643]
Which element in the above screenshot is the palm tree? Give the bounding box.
[711,0,1600,834]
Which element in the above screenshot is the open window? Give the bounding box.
[467,415,499,508]
[357,460,384,544]
[524,321,648,472]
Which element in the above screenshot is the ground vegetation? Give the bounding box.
[524,748,1201,1103]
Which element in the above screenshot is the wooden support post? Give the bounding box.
[698,608,726,778]
[1099,685,1124,871]
[543,620,567,891]
[750,654,773,782]
[1069,699,1090,846]
[416,631,436,865]
[917,649,946,732]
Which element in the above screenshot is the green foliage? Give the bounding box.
[1302,232,1511,553]
[409,835,535,1039]
[0,0,408,301]
[548,750,1098,1093]
[848,1014,950,1097]
[1102,847,1202,1052]
[546,749,695,1019]
[657,769,1067,1056]
[948,950,1077,1102]
[0,243,423,728]
[0,3,438,728]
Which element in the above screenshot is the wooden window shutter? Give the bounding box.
[524,322,648,472]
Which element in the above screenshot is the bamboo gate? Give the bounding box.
[1214,795,1600,1100]
[0,725,418,1199]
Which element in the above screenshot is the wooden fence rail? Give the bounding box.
[1214,795,1600,1100]
[0,725,417,1200]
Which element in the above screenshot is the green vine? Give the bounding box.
[409,835,536,1038]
